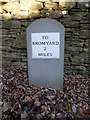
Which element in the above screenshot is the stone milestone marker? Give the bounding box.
[26,18,65,90]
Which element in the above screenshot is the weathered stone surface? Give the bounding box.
[20,0,43,11]
[71,42,84,47]
[9,52,26,60]
[2,13,11,20]
[79,30,90,38]
[21,21,31,28]
[3,2,20,12]
[9,29,21,35]
[12,32,26,48]
[20,0,29,11]
[0,14,2,20]
[40,9,49,17]
[11,11,40,19]
[59,2,76,10]
[2,29,8,35]
[80,20,90,24]
[2,46,12,52]
[29,11,40,18]
[76,66,86,71]
[11,61,27,67]
[11,11,29,19]
[28,0,43,11]
[64,21,79,28]
[0,4,3,13]
[65,28,76,32]
[2,60,11,67]
[45,2,59,10]
[0,0,11,3]
[80,23,90,30]
[2,20,21,29]
[71,13,83,21]
[77,2,87,8]
[73,56,85,64]
[72,31,79,36]
[84,40,88,47]
[46,10,62,18]
[83,48,88,53]
[2,37,14,47]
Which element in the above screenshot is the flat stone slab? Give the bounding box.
[27,18,65,90]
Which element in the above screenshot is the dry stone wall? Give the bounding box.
[0,0,76,19]
[0,1,90,75]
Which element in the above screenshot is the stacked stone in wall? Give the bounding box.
[0,0,76,19]
[61,10,89,74]
[0,1,90,75]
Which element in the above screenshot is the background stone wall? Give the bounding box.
[0,1,90,75]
